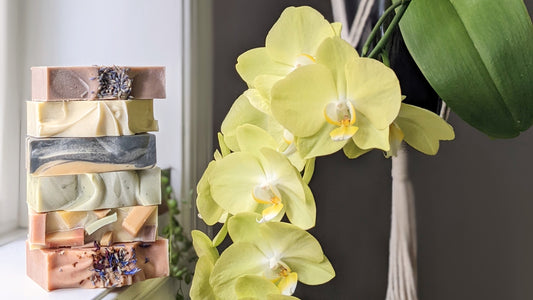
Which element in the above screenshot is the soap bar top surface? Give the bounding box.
[26,238,169,291]
[27,133,156,176]
[27,168,161,212]
[27,100,158,137]
[31,66,166,101]
[28,206,158,248]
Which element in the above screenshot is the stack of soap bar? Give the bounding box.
[26,66,169,291]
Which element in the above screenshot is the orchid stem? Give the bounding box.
[362,0,410,58]
[302,158,316,184]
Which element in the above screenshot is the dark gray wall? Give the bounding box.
[213,1,533,299]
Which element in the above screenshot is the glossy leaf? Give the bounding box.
[399,0,533,138]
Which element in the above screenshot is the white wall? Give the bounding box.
[18,0,183,226]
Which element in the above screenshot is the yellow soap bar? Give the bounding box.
[27,100,158,137]
[122,206,157,236]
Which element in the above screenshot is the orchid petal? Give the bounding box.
[196,160,226,225]
[283,256,335,285]
[343,140,371,159]
[210,243,268,300]
[190,256,217,300]
[236,124,279,154]
[266,6,336,64]
[209,152,265,215]
[258,148,305,202]
[271,64,337,137]
[191,230,219,264]
[221,93,284,151]
[236,47,292,87]
[385,123,405,158]
[352,111,391,151]
[395,103,455,155]
[282,183,316,230]
[346,58,401,129]
[316,37,359,99]
[245,88,272,115]
[235,275,281,299]
[295,122,347,159]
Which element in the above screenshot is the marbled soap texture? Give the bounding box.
[27,100,158,137]
[27,134,156,176]
[27,168,161,212]
[26,238,169,291]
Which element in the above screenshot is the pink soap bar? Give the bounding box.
[26,238,169,291]
[32,66,166,100]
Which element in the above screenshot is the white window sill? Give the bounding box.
[0,231,176,300]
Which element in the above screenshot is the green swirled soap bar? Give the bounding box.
[27,168,161,212]
[27,100,158,137]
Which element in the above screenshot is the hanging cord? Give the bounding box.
[330,0,376,47]
[387,145,417,300]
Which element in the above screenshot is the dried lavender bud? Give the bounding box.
[93,66,133,99]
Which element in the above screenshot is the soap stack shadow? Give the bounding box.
[25,66,170,291]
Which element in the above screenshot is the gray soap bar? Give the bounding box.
[27,134,156,176]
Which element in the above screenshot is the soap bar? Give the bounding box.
[28,206,158,248]
[27,100,158,137]
[26,238,169,291]
[27,168,161,212]
[32,66,166,101]
[27,134,156,176]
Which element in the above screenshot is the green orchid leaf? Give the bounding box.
[191,230,219,264]
[352,111,390,151]
[221,92,285,152]
[209,152,265,215]
[237,47,292,87]
[283,256,335,285]
[211,243,267,300]
[196,161,226,225]
[295,122,348,159]
[315,36,359,99]
[272,64,338,137]
[190,256,217,300]
[266,6,336,64]
[343,140,371,159]
[235,275,281,299]
[398,0,533,138]
[345,58,402,130]
[236,124,279,154]
[395,103,455,155]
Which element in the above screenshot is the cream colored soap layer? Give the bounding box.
[29,206,158,248]
[27,100,158,137]
[27,168,161,212]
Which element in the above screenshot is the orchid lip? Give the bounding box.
[252,184,283,222]
[324,99,358,141]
